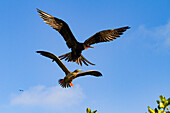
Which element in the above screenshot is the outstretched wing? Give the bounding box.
[76,70,102,78]
[37,51,70,75]
[37,8,78,48]
[84,26,130,45]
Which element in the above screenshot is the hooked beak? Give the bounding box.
[89,46,95,48]
[78,69,83,72]
[85,46,94,49]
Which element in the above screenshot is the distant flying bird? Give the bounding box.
[37,8,130,66]
[37,51,102,88]
[19,89,24,92]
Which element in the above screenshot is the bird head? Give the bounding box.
[74,69,83,73]
[84,44,94,49]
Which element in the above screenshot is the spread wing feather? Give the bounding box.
[37,8,78,48]
[36,51,70,75]
[84,26,130,45]
[76,70,102,78]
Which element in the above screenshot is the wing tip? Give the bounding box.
[124,26,131,29]
[127,26,131,29]
[36,50,49,56]
[36,8,41,13]
[36,51,46,57]
[36,51,45,54]
[97,72,102,77]
[36,51,41,53]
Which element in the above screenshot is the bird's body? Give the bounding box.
[37,8,130,66]
[37,51,102,88]
[19,89,24,92]
[59,70,81,87]
[71,42,84,61]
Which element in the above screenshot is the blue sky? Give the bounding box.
[0,0,170,113]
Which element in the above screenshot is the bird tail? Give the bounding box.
[59,52,95,66]
[58,79,71,88]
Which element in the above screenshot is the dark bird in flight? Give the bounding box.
[19,89,24,92]
[37,8,130,66]
[37,51,102,88]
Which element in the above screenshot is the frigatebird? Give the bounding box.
[37,51,102,88]
[37,8,130,66]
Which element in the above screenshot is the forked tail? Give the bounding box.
[59,52,95,66]
[58,79,71,88]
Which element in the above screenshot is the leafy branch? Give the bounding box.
[147,95,170,113]
[86,108,98,113]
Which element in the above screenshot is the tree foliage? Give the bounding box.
[86,108,98,113]
[147,95,170,113]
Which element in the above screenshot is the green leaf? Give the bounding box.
[167,98,170,106]
[86,108,91,113]
[167,98,170,102]
[148,106,155,113]
[158,110,164,113]
[159,102,165,108]
[155,108,158,113]
[158,105,161,110]
[92,110,97,113]
[164,101,169,107]
[160,95,164,101]
[157,100,160,104]
[160,95,166,103]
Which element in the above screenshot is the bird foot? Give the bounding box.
[69,82,74,87]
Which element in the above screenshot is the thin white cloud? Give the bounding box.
[160,21,170,46]
[138,20,170,48]
[10,85,85,109]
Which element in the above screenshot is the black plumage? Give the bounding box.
[37,8,130,66]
